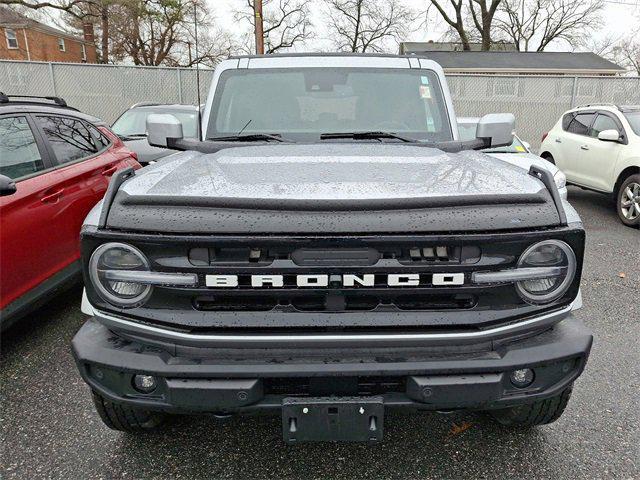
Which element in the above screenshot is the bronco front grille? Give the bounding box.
[173,242,487,314]
[82,229,585,332]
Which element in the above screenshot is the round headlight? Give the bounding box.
[89,242,151,307]
[516,240,576,304]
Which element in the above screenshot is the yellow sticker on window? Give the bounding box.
[515,145,526,152]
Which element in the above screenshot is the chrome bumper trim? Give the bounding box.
[92,301,577,348]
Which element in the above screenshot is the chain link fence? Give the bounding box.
[446,74,640,150]
[2,60,640,150]
[0,60,214,122]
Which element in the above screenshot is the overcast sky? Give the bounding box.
[210,0,640,53]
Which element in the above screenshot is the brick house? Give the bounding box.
[0,6,97,63]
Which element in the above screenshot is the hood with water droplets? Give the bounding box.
[106,143,563,233]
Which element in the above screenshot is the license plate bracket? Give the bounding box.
[282,396,384,443]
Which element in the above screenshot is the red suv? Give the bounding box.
[0,94,141,329]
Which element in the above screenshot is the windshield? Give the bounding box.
[458,121,528,153]
[207,68,452,142]
[113,107,199,138]
[623,112,640,135]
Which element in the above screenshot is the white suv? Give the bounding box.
[540,104,640,227]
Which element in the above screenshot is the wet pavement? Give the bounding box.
[1,187,638,479]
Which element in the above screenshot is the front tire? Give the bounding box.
[616,174,640,228]
[92,392,166,432]
[490,386,573,428]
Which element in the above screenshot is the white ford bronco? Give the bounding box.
[73,54,591,442]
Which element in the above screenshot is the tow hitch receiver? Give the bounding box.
[282,396,384,443]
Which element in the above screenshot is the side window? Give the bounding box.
[566,113,595,136]
[0,116,45,180]
[5,28,18,49]
[87,124,111,150]
[561,113,573,131]
[36,116,97,164]
[590,114,619,138]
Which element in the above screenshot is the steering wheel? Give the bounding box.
[372,120,411,132]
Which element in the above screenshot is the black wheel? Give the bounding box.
[92,392,166,432]
[616,173,640,228]
[541,153,555,165]
[490,386,573,427]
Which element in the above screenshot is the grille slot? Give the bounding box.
[193,293,476,312]
[291,248,380,266]
[188,247,273,266]
[188,245,477,266]
[264,376,406,397]
[194,296,276,311]
[408,245,457,262]
[395,294,475,310]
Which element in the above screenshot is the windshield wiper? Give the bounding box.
[483,149,523,154]
[208,133,289,142]
[320,131,418,143]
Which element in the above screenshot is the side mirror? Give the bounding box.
[146,114,184,148]
[476,113,515,148]
[0,174,17,196]
[597,129,620,142]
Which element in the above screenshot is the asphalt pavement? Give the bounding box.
[1,186,638,479]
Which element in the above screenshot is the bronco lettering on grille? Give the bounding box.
[205,273,465,288]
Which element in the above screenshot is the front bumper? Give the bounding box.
[72,315,592,414]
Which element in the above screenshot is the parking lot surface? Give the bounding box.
[1,186,638,480]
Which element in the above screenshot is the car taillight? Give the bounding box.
[541,132,549,143]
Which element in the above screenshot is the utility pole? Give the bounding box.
[254,0,264,54]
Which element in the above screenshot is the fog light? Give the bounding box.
[133,374,157,393]
[510,368,535,388]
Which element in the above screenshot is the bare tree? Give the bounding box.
[428,0,471,50]
[427,0,501,51]
[164,27,236,67]
[4,0,235,65]
[495,0,604,52]
[235,0,313,54]
[108,0,234,67]
[4,0,114,62]
[613,37,640,75]
[469,0,502,51]
[581,29,640,76]
[324,0,416,53]
[582,33,623,60]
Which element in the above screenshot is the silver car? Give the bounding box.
[111,103,200,165]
